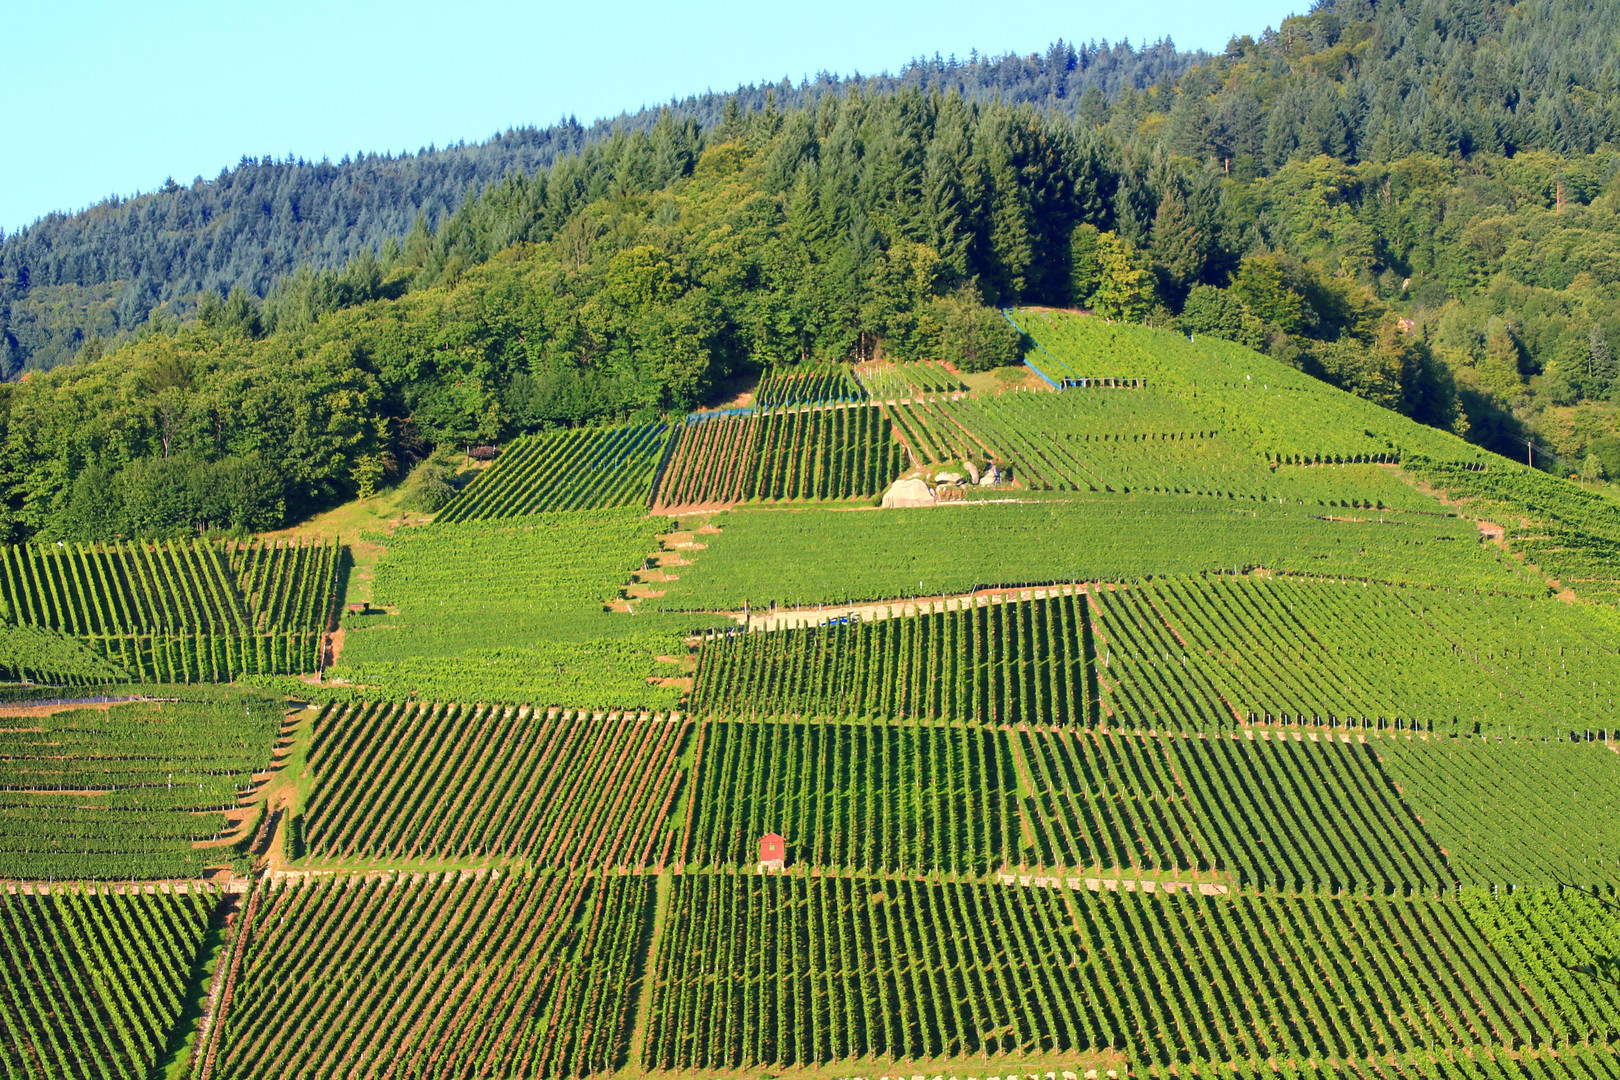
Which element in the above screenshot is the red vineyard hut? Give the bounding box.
[759,833,786,872]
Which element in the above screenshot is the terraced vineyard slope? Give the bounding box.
[13,307,1620,1080]
[0,687,285,879]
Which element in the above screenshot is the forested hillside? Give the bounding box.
[0,0,1618,542]
[0,38,1198,375]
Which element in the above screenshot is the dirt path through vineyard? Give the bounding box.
[714,581,1097,632]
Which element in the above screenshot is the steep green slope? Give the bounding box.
[328,509,723,708]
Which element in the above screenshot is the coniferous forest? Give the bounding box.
[0,0,1617,540]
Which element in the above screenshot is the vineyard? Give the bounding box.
[1090,575,1620,736]
[682,720,1013,874]
[692,570,1620,740]
[1071,886,1543,1064]
[1014,727,1454,892]
[686,566,1620,735]
[0,885,215,1079]
[640,873,1620,1070]
[930,390,1442,509]
[1464,889,1620,1045]
[0,687,284,879]
[651,413,761,508]
[651,404,905,510]
[692,591,1090,723]
[12,310,1620,1080]
[676,716,1459,891]
[750,362,964,408]
[1409,454,1620,603]
[1152,1050,1620,1080]
[214,870,651,1079]
[853,360,966,400]
[754,366,865,408]
[1381,737,1620,887]
[303,703,690,868]
[434,422,671,522]
[884,396,987,465]
[0,537,338,683]
[0,623,124,684]
[650,498,1539,613]
[328,509,703,708]
[1008,309,1488,468]
[641,874,1090,1068]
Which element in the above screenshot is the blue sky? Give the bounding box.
[5,0,1296,233]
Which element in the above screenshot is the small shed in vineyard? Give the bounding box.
[758,833,786,872]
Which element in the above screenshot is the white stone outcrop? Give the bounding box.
[881,477,936,508]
